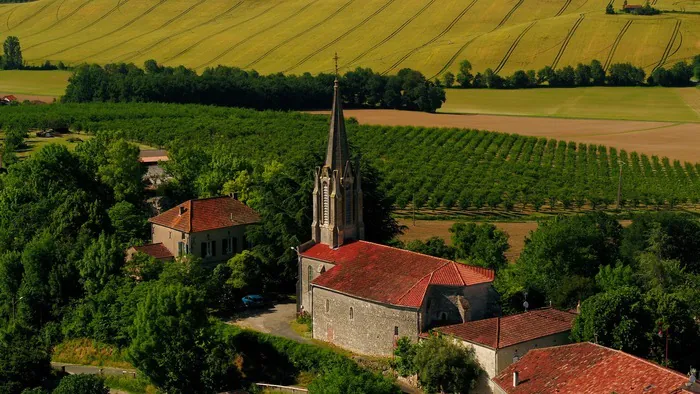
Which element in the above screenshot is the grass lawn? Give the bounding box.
[440,87,700,123]
[8,132,93,157]
[0,70,70,98]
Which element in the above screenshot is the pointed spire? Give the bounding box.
[325,55,349,172]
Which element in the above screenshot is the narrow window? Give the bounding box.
[211,240,216,257]
[177,242,184,256]
[181,232,185,240]
[325,299,330,313]
[322,182,330,224]
[200,242,207,257]
[307,266,312,292]
[349,307,354,320]
[440,312,447,322]
[222,238,228,255]
[345,187,353,225]
[231,237,238,253]
[394,326,399,336]
[169,232,172,239]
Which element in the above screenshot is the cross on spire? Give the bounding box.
[333,52,339,77]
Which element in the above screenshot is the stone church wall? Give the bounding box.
[420,283,493,330]
[312,287,419,356]
[299,256,334,314]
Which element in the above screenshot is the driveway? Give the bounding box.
[226,302,309,343]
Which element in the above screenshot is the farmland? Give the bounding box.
[0,70,70,98]
[0,0,698,77]
[2,102,700,214]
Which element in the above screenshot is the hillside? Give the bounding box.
[0,0,698,77]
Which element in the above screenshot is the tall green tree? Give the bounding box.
[456,60,473,87]
[97,140,143,203]
[2,36,22,70]
[450,222,509,270]
[413,335,480,394]
[442,72,455,88]
[53,374,108,394]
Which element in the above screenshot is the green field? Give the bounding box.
[0,0,698,78]
[441,87,700,122]
[0,70,71,97]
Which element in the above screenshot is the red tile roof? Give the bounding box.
[149,196,260,233]
[493,342,691,393]
[302,241,494,308]
[2,95,17,101]
[438,308,575,349]
[132,243,173,260]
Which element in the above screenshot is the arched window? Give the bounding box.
[440,312,448,322]
[307,266,313,292]
[349,307,354,320]
[322,182,330,225]
[345,187,353,225]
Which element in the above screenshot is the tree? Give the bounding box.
[536,66,555,84]
[450,223,509,270]
[53,374,109,394]
[0,327,52,394]
[508,70,531,88]
[392,337,417,377]
[590,60,606,85]
[606,63,645,86]
[442,72,455,88]
[571,286,651,354]
[405,237,455,259]
[495,213,622,310]
[128,283,212,393]
[456,60,473,87]
[574,63,592,86]
[2,36,22,70]
[606,3,615,13]
[0,252,23,321]
[413,335,480,394]
[78,233,123,294]
[107,201,148,245]
[226,250,264,293]
[97,139,143,202]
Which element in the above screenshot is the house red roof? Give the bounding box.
[493,342,693,393]
[131,243,173,260]
[139,149,169,164]
[2,95,17,102]
[438,308,576,349]
[302,241,494,308]
[149,196,260,233]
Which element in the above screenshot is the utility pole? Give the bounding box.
[616,161,625,209]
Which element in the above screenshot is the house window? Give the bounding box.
[394,326,399,336]
[181,232,185,240]
[201,241,216,257]
[231,237,238,253]
[307,266,313,292]
[325,299,330,313]
[169,231,172,239]
[223,238,236,255]
[349,307,354,320]
[322,182,330,224]
[178,242,185,257]
[440,312,448,322]
[345,187,353,224]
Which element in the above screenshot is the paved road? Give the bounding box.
[51,362,136,376]
[226,302,309,343]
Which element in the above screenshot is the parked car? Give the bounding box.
[241,295,265,308]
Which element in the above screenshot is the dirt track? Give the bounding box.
[310,109,700,163]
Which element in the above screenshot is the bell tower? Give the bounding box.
[311,56,364,248]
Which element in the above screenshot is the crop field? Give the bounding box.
[0,70,71,98]
[0,0,698,77]
[441,87,700,123]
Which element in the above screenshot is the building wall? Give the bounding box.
[151,223,251,263]
[495,331,571,373]
[312,287,419,356]
[451,339,496,394]
[420,282,493,331]
[299,256,335,314]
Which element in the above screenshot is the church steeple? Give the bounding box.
[311,56,364,249]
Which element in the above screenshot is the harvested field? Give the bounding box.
[310,109,700,163]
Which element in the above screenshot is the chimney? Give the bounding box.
[513,371,519,387]
[178,206,185,216]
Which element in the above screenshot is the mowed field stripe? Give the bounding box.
[197,0,318,70]
[164,2,283,64]
[282,0,397,74]
[550,14,585,69]
[8,0,59,31]
[603,20,633,71]
[339,0,437,71]
[653,19,681,72]
[41,0,169,59]
[380,0,479,75]
[243,0,356,69]
[555,0,572,16]
[25,0,134,52]
[429,34,482,80]
[76,0,208,63]
[495,0,525,30]
[119,1,243,63]
[494,21,537,74]
[23,0,96,40]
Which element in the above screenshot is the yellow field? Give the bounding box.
[0,0,698,77]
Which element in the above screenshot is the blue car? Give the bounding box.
[242,295,265,308]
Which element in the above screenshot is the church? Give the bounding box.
[297,77,497,356]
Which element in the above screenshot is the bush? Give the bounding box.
[53,374,109,394]
[413,335,480,394]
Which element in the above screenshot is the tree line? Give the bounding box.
[1,36,64,71]
[442,56,700,89]
[62,59,445,112]
[3,102,699,214]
